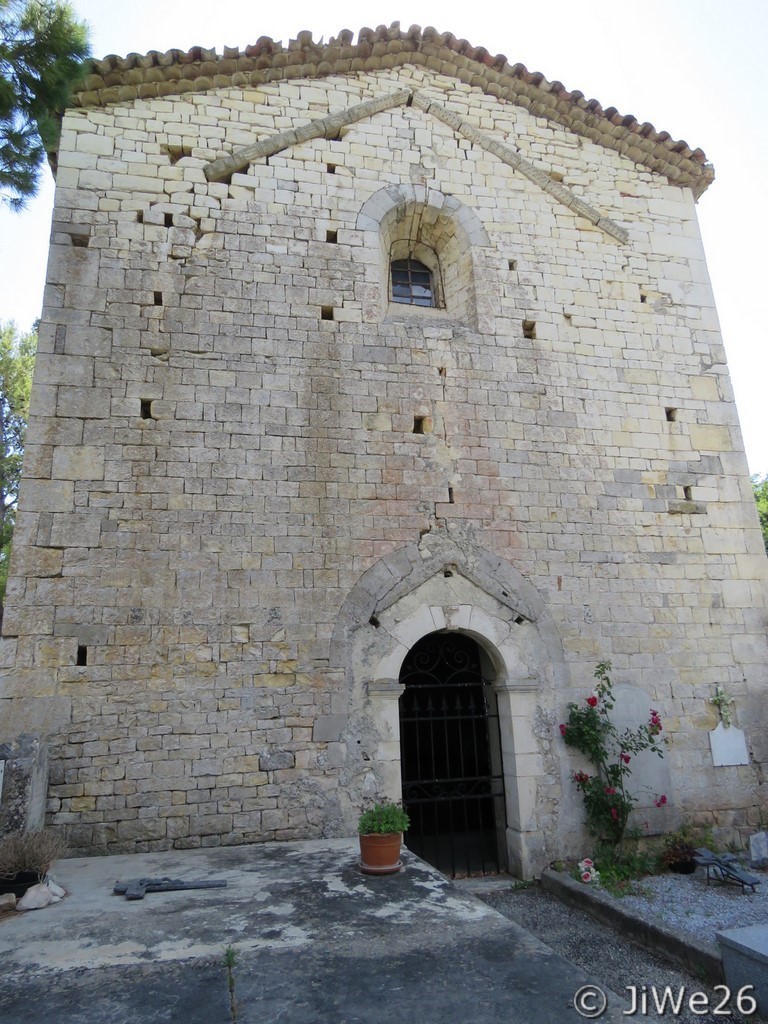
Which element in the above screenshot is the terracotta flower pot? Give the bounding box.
[359,832,403,875]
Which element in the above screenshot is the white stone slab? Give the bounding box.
[749,831,768,865]
[709,722,749,766]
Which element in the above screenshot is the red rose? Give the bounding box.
[586,695,598,707]
[559,724,567,736]
[621,753,631,764]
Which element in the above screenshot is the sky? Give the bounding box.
[1,0,766,474]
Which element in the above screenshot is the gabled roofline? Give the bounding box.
[71,22,714,198]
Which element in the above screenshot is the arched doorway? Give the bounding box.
[398,631,507,877]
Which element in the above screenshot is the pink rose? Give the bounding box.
[621,753,630,764]
[559,724,567,737]
[581,871,592,883]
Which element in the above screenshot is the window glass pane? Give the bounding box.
[390,259,434,307]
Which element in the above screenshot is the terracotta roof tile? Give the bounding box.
[69,23,714,197]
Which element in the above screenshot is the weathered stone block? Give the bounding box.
[52,446,105,481]
[0,735,48,834]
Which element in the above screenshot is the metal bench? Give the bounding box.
[694,848,761,894]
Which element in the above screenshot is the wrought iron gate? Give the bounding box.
[398,632,507,877]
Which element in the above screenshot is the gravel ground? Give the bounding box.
[600,869,768,945]
[473,868,767,1024]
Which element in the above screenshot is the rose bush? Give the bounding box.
[560,661,666,848]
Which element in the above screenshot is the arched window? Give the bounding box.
[390,258,434,307]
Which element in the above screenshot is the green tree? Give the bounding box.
[752,474,768,554]
[0,321,36,616]
[1,0,90,209]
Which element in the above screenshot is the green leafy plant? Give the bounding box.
[559,661,665,848]
[357,801,410,835]
[509,879,536,892]
[751,474,768,555]
[590,841,658,896]
[222,945,238,1022]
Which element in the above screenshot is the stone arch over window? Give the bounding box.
[357,184,489,323]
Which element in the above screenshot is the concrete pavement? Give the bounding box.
[0,838,631,1023]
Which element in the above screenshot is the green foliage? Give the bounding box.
[222,945,238,1022]
[560,661,666,848]
[0,0,90,209]
[590,841,657,897]
[751,474,768,554]
[0,320,36,610]
[509,878,536,892]
[357,801,410,835]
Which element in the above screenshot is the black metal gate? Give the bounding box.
[398,632,507,877]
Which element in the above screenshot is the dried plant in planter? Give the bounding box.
[0,830,67,880]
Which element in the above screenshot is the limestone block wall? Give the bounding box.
[0,61,765,862]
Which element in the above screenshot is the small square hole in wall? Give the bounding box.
[683,485,693,501]
[71,233,89,248]
[321,306,334,321]
[76,645,88,666]
[549,171,564,183]
[508,259,517,271]
[164,213,173,228]
[326,163,337,174]
[523,320,536,339]
[153,291,163,306]
[447,487,455,504]
[140,399,153,420]
[640,292,648,304]
[413,416,432,434]
[326,230,338,243]
[665,407,678,422]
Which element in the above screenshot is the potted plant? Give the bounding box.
[660,829,698,875]
[0,829,67,898]
[357,802,410,875]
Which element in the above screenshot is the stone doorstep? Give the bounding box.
[540,868,724,987]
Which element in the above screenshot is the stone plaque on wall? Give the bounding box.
[709,723,749,767]
[0,734,48,834]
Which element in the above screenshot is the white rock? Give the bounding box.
[16,883,53,911]
[0,892,16,911]
[46,878,66,899]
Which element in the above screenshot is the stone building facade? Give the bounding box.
[1,26,766,876]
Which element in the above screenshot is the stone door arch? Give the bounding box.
[330,536,570,877]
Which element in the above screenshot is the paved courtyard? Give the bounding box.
[0,838,633,1023]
